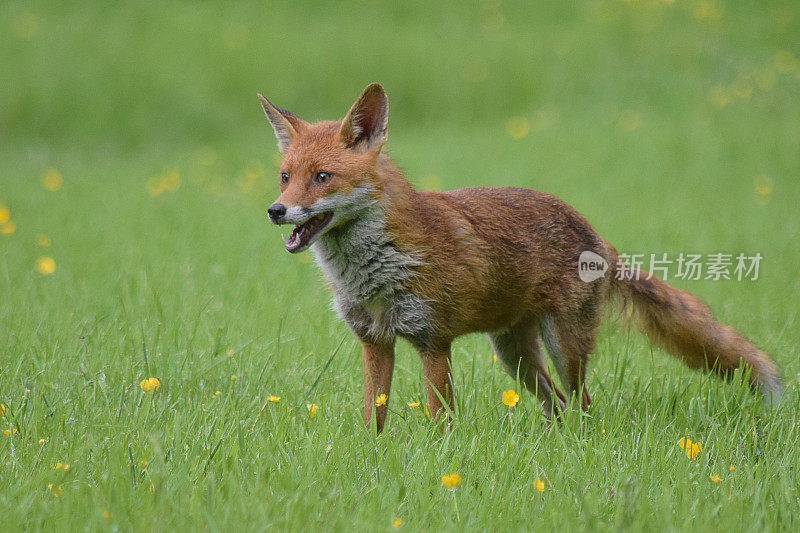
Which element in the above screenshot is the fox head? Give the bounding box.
[259,83,389,253]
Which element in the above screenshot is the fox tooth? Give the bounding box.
[281,233,288,243]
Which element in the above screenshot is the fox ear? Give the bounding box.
[340,83,388,153]
[257,94,307,154]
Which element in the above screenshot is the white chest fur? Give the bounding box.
[311,211,432,344]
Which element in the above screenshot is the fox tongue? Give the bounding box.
[285,225,306,252]
[282,213,332,253]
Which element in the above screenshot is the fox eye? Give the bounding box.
[280,172,289,185]
[314,171,332,184]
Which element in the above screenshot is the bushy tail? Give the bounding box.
[613,268,782,407]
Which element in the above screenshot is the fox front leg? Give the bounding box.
[360,339,395,434]
[420,345,455,420]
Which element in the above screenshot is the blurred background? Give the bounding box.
[1,2,799,527]
[1,0,799,393]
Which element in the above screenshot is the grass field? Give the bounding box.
[2,1,800,530]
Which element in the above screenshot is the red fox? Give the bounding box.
[258,83,781,433]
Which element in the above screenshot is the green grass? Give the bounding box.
[2,0,800,530]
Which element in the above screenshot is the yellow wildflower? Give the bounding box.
[161,171,180,191]
[267,395,281,403]
[226,349,234,355]
[39,438,46,445]
[3,428,16,436]
[307,403,319,418]
[502,389,520,407]
[392,517,403,529]
[54,462,63,470]
[42,168,63,191]
[376,394,388,407]
[617,110,642,131]
[419,173,441,191]
[146,176,164,196]
[534,478,545,492]
[36,256,56,275]
[729,465,736,472]
[677,437,703,459]
[0,205,9,224]
[102,510,111,520]
[710,474,722,483]
[754,174,773,197]
[492,353,498,362]
[139,460,148,469]
[442,473,462,489]
[139,377,161,393]
[0,403,4,416]
[506,116,530,139]
[230,374,237,381]
[407,401,420,408]
[47,483,63,497]
[146,170,180,196]
[709,85,731,108]
[214,390,222,396]
[1,221,17,235]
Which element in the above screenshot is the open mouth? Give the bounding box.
[283,212,333,253]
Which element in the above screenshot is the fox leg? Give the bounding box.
[488,321,567,417]
[541,314,596,411]
[361,338,395,434]
[420,345,455,419]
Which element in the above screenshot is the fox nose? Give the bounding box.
[268,203,287,223]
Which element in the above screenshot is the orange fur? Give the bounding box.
[259,83,782,433]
